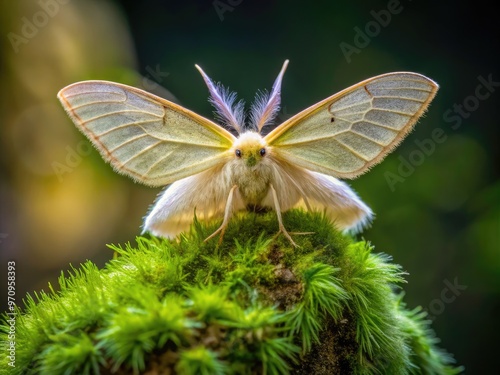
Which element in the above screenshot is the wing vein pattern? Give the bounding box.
[266,72,438,179]
[58,81,235,186]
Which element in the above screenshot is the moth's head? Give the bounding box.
[232,132,268,168]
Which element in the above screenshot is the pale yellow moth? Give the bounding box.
[57,61,438,246]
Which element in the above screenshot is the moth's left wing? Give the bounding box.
[265,73,438,179]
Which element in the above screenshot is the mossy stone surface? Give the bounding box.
[1,211,462,374]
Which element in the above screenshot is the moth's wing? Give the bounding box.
[144,166,245,238]
[58,81,236,186]
[265,73,438,179]
[292,172,373,233]
[262,160,372,232]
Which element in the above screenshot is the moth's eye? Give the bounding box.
[259,148,266,157]
[235,149,242,158]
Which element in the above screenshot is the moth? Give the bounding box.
[57,60,438,246]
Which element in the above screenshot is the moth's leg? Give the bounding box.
[204,185,238,245]
[270,183,298,247]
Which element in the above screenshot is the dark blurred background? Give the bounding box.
[1,0,498,372]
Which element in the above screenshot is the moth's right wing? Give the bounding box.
[58,81,236,186]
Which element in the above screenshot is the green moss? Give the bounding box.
[0,210,463,374]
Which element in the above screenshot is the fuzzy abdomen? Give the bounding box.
[230,163,272,205]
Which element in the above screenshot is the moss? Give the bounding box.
[0,210,463,374]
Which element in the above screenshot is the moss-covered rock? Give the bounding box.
[0,210,463,374]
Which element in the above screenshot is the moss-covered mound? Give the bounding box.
[1,210,462,374]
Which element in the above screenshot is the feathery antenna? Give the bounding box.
[195,64,244,133]
[249,60,289,132]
